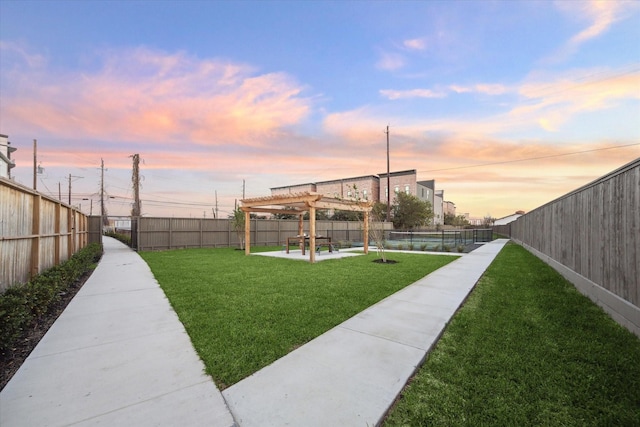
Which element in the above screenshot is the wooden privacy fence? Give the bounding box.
[0,177,91,292]
[134,217,385,251]
[497,158,639,335]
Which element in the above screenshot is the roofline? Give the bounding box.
[271,170,415,191]
[378,169,416,177]
[270,183,316,191]
[316,174,379,186]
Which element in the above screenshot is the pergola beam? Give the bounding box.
[241,207,303,215]
[241,192,322,208]
[310,200,371,212]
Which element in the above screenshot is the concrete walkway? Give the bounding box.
[0,237,235,427]
[1,237,509,426]
[223,239,508,426]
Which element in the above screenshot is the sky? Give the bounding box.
[1,0,639,220]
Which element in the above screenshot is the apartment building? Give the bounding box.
[0,134,17,179]
[271,182,317,196]
[443,200,456,217]
[271,169,449,225]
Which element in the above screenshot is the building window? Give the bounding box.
[363,190,368,199]
[394,186,399,194]
[385,187,388,198]
[405,185,410,195]
[347,190,352,198]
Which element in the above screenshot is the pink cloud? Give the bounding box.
[1,46,311,147]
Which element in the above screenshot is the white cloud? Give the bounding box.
[380,88,447,100]
[375,51,405,71]
[449,84,508,95]
[0,40,47,68]
[546,0,639,63]
[403,38,427,51]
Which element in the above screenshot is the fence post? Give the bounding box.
[30,195,41,279]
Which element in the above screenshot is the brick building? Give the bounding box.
[271,169,449,225]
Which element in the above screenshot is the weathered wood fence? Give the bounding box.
[495,158,639,336]
[134,217,383,251]
[0,177,92,291]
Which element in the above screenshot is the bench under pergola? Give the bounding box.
[241,192,373,263]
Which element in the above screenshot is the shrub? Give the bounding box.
[105,231,131,247]
[408,243,414,251]
[0,287,31,353]
[0,243,103,357]
[420,244,428,251]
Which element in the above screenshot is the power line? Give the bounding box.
[420,143,640,173]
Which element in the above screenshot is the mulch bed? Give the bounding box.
[373,259,399,264]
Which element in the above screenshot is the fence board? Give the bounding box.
[135,217,387,251]
[503,158,639,309]
[1,178,90,291]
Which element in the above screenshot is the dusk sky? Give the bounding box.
[1,0,639,219]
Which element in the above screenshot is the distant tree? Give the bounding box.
[392,192,434,230]
[482,215,495,227]
[272,206,300,220]
[444,212,470,227]
[331,210,363,221]
[444,212,456,226]
[453,215,470,227]
[372,202,388,222]
[304,210,330,220]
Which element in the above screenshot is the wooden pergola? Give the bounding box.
[241,192,373,263]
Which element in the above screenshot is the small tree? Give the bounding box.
[392,192,433,230]
[368,207,389,263]
[343,186,390,263]
[230,207,245,250]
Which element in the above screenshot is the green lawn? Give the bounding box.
[384,243,640,426]
[140,248,457,389]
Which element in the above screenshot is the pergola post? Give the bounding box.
[244,210,251,255]
[309,205,316,263]
[298,214,304,251]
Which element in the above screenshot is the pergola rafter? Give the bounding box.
[240,192,373,263]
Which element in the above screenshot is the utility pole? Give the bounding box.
[33,139,37,190]
[215,190,219,219]
[131,154,141,217]
[242,179,246,200]
[58,182,61,201]
[385,125,391,222]
[68,174,83,206]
